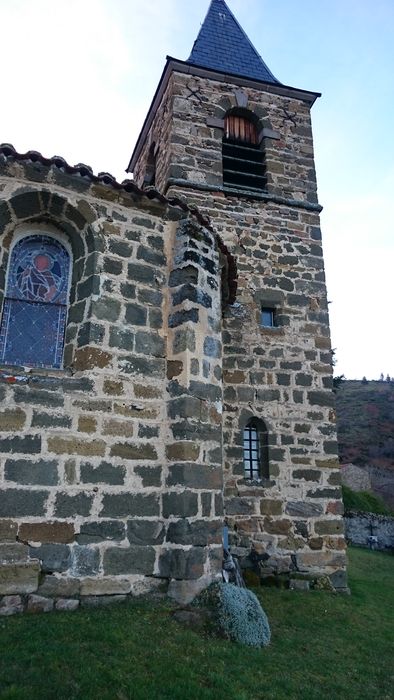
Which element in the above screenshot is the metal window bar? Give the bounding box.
[243,425,260,479]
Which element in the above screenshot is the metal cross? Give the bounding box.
[186,83,203,103]
[280,107,297,127]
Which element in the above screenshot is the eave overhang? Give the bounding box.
[127,57,321,174]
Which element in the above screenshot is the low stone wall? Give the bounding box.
[345,512,394,550]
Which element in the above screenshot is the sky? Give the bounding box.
[0,0,392,380]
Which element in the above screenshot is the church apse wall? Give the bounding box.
[0,148,224,613]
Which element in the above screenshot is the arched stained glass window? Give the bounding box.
[0,235,71,369]
[243,418,269,480]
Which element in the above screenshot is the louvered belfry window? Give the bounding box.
[223,114,266,192]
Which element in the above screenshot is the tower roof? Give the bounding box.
[187,0,280,84]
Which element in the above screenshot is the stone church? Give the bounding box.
[0,0,346,614]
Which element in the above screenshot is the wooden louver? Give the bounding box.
[223,115,266,192]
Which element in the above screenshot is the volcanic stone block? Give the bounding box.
[103,546,155,575]
[0,435,41,454]
[306,488,342,499]
[314,520,345,535]
[77,520,125,544]
[162,491,198,518]
[55,599,80,611]
[260,500,283,516]
[118,356,165,377]
[158,548,205,580]
[11,191,41,219]
[329,569,348,590]
[173,328,196,354]
[137,244,165,266]
[169,265,199,287]
[27,595,54,614]
[307,391,335,407]
[127,262,156,284]
[125,303,147,326]
[0,489,48,517]
[0,408,26,431]
[169,308,199,328]
[54,493,94,518]
[135,330,165,357]
[19,522,75,544]
[109,327,134,350]
[30,544,71,573]
[286,502,323,517]
[0,543,28,562]
[0,520,18,542]
[71,546,100,576]
[32,412,72,429]
[293,469,321,482]
[263,518,292,535]
[101,493,159,518]
[80,461,126,485]
[14,387,64,408]
[108,239,133,258]
[134,466,162,487]
[166,463,222,490]
[166,442,200,461]
[5,459,59,486]
[0,561,40,595]
[47,437,106,457]
[225,498,255,516]
[80,578,131,596]
[73,347,112,370]
[138,288,163,306]
[127,520,165,545]
[0,595,24,616]
[166,520,222,546]
[38,575,80,598]
[110,442,157,460]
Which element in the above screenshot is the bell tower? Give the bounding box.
[128,0,347,592]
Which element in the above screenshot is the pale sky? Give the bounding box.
[0,0,392,380]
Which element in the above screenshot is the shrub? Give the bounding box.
[218,583,271,647]
[342,485,392,516]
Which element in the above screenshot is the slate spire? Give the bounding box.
[187,0,280,84]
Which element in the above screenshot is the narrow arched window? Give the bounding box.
[243,418,269,479]
[223,113,266,193]
[0,234,71,369]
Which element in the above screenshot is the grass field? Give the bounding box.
[0,547,393,700]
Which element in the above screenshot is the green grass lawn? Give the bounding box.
[0,547,393,700]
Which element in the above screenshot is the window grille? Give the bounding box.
[243,419,269,479]
[223,114,266,193]
[0,235,71,369]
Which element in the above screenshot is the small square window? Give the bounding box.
[261,307,276,327]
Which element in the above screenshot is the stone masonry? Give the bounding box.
[0,1,348,613]
[0,147,229,611]
[130,54,347,590]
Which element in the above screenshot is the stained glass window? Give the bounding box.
[0,235,71,369]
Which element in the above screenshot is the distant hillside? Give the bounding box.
[336,380,394,470]
[336,380,394,509]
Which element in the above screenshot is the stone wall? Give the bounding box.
[133,68,347,591]
[345,512,394,551]
[0,149,225,610]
